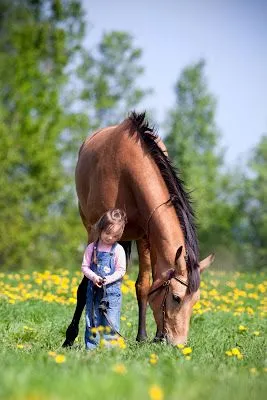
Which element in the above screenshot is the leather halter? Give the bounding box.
[148,269,188,341]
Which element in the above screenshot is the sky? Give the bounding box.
[82,0,267,165]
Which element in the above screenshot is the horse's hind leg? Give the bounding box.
[135,237,151,342]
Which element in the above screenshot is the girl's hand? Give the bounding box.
[95,276,104,287]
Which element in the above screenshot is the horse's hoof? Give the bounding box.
[136,335,148,342]
[153,336,167,344]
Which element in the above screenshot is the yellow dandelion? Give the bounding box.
[121,316,127,321]
[250,368,258,374]
[225,350,233,356]
[117,337,127,349]
[253,331,260,336]
[149,354,158,365]
[54,354,66,364]
[231,348,241,356]
[97,325,104,332]
[16,344,24,349]
[177,344,184,349]
[149,384,164,400]
[238,325,247,331]
[112,363,127,375]
[99,339,108,348]
[182,347,192,355]
[126,322,132,327]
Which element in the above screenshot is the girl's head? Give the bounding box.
[94,209,127,245]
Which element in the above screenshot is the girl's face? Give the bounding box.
[100,223,123,245]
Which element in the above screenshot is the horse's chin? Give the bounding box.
[166,335,188,346]
[153,334,187,346]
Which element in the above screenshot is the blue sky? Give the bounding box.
[82,0,267,165]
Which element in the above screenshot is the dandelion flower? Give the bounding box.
[238,325,247,331]
[112,363,127,375]
[231,348,241,356]
[98,325,104,332]
[253,331,260,336]
[177,344,184,349]
[250,368,257,374]
[16,344,24,349]
[149,354,158,365]
[225,350,233,356]
[54,354,66,363]
[149,384,164,400]
[182,347,192,355]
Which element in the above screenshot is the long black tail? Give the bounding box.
[62,241,132,347]
[62,276,88,347]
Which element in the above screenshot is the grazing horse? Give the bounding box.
[63,112,214,347]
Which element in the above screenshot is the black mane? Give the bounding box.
[128,111,200,292]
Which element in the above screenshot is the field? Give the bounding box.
[0,268,266,400]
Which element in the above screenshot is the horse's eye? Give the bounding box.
[173,294,181,304]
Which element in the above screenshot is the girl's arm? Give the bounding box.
[104,245,126,285]
[81,243,101,285]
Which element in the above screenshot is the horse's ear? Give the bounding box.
[175,246,183,265]
[199,253,215,273]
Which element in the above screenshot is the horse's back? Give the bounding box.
[75,123,144,238]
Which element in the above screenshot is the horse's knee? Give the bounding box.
[135,279,150,300]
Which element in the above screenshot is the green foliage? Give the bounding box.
[237,136,267,269]
[0,0,87,269]
[164,60,237,258]
[0,0,149,270]
[78,30,151,128]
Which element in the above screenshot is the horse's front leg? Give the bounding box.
[135,237,151,342]
[62,275,88,347]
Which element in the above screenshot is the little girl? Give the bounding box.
[81,209,127,349]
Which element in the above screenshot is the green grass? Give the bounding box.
[0,269,266,400]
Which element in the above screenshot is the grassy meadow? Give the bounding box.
[0,268,266,400]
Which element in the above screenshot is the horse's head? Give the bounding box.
[149,247,215,345]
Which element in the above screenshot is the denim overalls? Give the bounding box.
[85,241,122,349]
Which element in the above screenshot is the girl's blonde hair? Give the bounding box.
[93,209,127,241]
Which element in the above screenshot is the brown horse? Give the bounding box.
[63,112,214,347]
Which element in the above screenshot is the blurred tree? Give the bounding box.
[0,0,88,269]
[164,60,237,259]
[238,136,267,269]
[0,0,149,270]
[78,31,151,130]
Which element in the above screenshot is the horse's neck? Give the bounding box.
[147,204,187,278]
